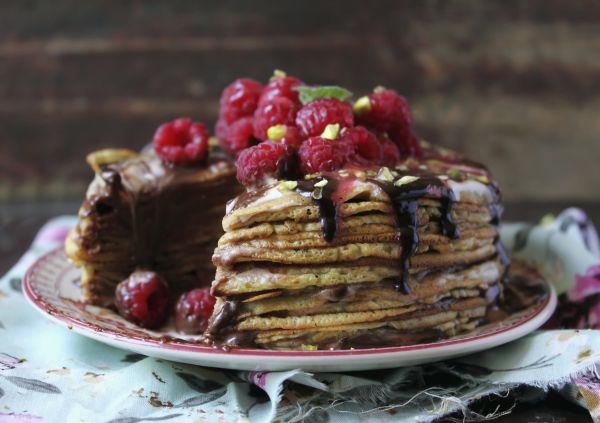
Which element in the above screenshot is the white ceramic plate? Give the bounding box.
[24,248,557,372]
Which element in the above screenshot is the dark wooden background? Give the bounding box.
[0,2,598,421]
[1,0,600,203]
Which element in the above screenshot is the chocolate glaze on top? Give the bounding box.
[73,151,241,306]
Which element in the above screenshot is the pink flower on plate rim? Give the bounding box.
[569,264,600,303]
[33,225,71,246]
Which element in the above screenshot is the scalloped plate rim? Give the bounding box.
[23,247,557,371]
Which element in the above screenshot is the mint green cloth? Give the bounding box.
[1,210,600,423]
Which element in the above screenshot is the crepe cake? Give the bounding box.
[206,143,509,350]
[64,73,514,345]
[65,148,241,307]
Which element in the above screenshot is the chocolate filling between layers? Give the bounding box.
[208,272,547,351]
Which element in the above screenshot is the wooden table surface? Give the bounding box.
[1,199,598,422]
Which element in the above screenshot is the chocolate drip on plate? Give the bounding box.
[206,300,239,338]
[205,301,258,350]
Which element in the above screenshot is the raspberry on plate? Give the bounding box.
[236,141,297,186]
[114,270,169,329]
[153,118,209,165]
[354,88,412,134]
[175,287,216,334]
[341,126,383,165]
[267,125,303,148]
[259,72,304,105]
[298,133,355,174]
[296,98,354,138]
[219,78,263,124]
[219,117,258,158]
[253,97,298,141]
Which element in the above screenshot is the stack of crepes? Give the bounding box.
[207,145,508,350]
[65,150,240,307]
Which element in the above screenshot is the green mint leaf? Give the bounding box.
[293,85,353,104]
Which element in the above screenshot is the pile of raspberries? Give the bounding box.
[154,71,422,187]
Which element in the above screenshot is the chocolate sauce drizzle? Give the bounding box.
[372,175,459,293]
[297,178,339,242]
[298,171,461,294]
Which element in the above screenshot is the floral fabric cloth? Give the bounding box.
[1,209,600,423]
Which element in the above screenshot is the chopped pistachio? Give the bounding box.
[267,124,287,141]
[391,170,399,177]
[208,136,220,148]
[277,180,298,191]
[352,96,371,114]
[355,170,366,178]
[473,174,490,184]
[373,85,386,93]
[394,175,420,187]
[321,123,340,140]
[447,168,462,179]
[376,167,394,182]
[540,213,555,227]
[338,170,350,177]
[86,148,138,174]
[418,164,428,170]
[270,69,287,81]
[367,170,377,177]
[396,165,409,172]
[314,179,328,188]
[311,188,323,200]
[304,173,319,180]
[299,344,318,351]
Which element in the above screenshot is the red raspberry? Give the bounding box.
[236,141,296,186]
[298,136,355,174]
[267,125,303,148]
[278,126,303,148]
[219,78,263,124]
[355,88,412,134]
[175,287,216,334]
[296,98,354,138]
[115,270,169,329]
[379,136,401,167]
[253,97,298,141]
[215,117,229,141]
[341,126,383,165]
[153,118,209,165]
[219,117,258,158]
[389,127,423,158]
[258,75,304,105]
